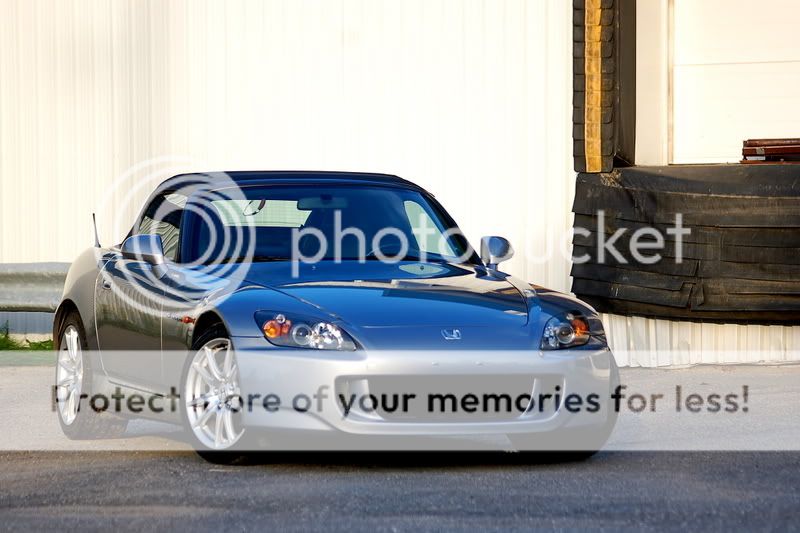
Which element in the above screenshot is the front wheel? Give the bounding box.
[507,432,604,462]
[508,413,617,462]
[181,327,248,463]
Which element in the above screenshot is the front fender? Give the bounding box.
[54,247,107,350]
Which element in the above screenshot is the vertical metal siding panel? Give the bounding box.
[554,0,576,294]
[75,0,96,259]
[0,1,8,264]
[110,0,130,240]
[20,0,30,257]
[603,313,629,367]
[671,321,692,366]
[601,314,800,367]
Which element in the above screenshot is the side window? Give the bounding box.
[137,192,187,261]
[403,200,457,256]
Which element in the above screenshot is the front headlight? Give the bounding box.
[541,312,602,350]
[255,311,357,351]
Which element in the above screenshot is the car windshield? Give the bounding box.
[181,185,478,265]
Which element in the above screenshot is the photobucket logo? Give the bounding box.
[572,211,691,265]
[289,211,475,277]
[287,209,689,276]
[95,160,255,315]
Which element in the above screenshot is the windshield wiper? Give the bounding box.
[361,254,455,264]
[218,255,291,264]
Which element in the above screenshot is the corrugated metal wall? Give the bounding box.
[0,0,574,296]
[604,314,800,367]
[1,0,797,365]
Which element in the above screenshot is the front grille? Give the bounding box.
[345,375,547,423]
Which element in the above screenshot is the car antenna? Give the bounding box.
[92,213,101,248]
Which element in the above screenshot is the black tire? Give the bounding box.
[508,368,620,461]
[507,427,611,462]
[181,324,250,465]
[55,311,128,440]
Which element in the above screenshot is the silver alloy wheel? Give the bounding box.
[56,325,84,426]
[184,338,244,450]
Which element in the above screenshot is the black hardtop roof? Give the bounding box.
[159,170,425,194]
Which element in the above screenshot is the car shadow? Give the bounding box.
[122,421,603,468]
[213,449,604,469]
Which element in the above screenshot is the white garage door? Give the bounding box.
[672,0,800,163]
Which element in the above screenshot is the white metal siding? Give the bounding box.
[1,0,798,365]
[603,314,800,367]
[0,0,574,300]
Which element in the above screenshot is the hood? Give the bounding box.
[239,261,529,328]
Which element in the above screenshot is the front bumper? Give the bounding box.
[233,337,617,438]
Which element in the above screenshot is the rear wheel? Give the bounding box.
[181,326,248,464]
[55,311,128,439]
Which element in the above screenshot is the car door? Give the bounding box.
[94,190,186,391]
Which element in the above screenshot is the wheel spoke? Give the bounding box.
[57,375,75,388]
[192,402,216,429]
[66,330,78,360]
[227,364,238,383]
[191,361,217,387]
[58,359,74,373]
[222,345,233,378]
[214,411,224,447]
[204,346,224,381]
[222,409,237,443]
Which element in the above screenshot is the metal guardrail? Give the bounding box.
[0,263,69,312]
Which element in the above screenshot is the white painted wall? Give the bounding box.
[672,0,800,163]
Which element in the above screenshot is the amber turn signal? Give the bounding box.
[570,316,589,336]
[262,317,292,339]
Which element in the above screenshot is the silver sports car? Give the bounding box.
[54,171,617,461]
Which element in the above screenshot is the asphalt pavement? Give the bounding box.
[2,364,800,530]
[0,450,798,531]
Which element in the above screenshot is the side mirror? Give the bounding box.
[480,236,514,270]
[121,234,166,266]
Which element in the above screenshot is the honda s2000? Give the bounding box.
[54,171,617,461]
